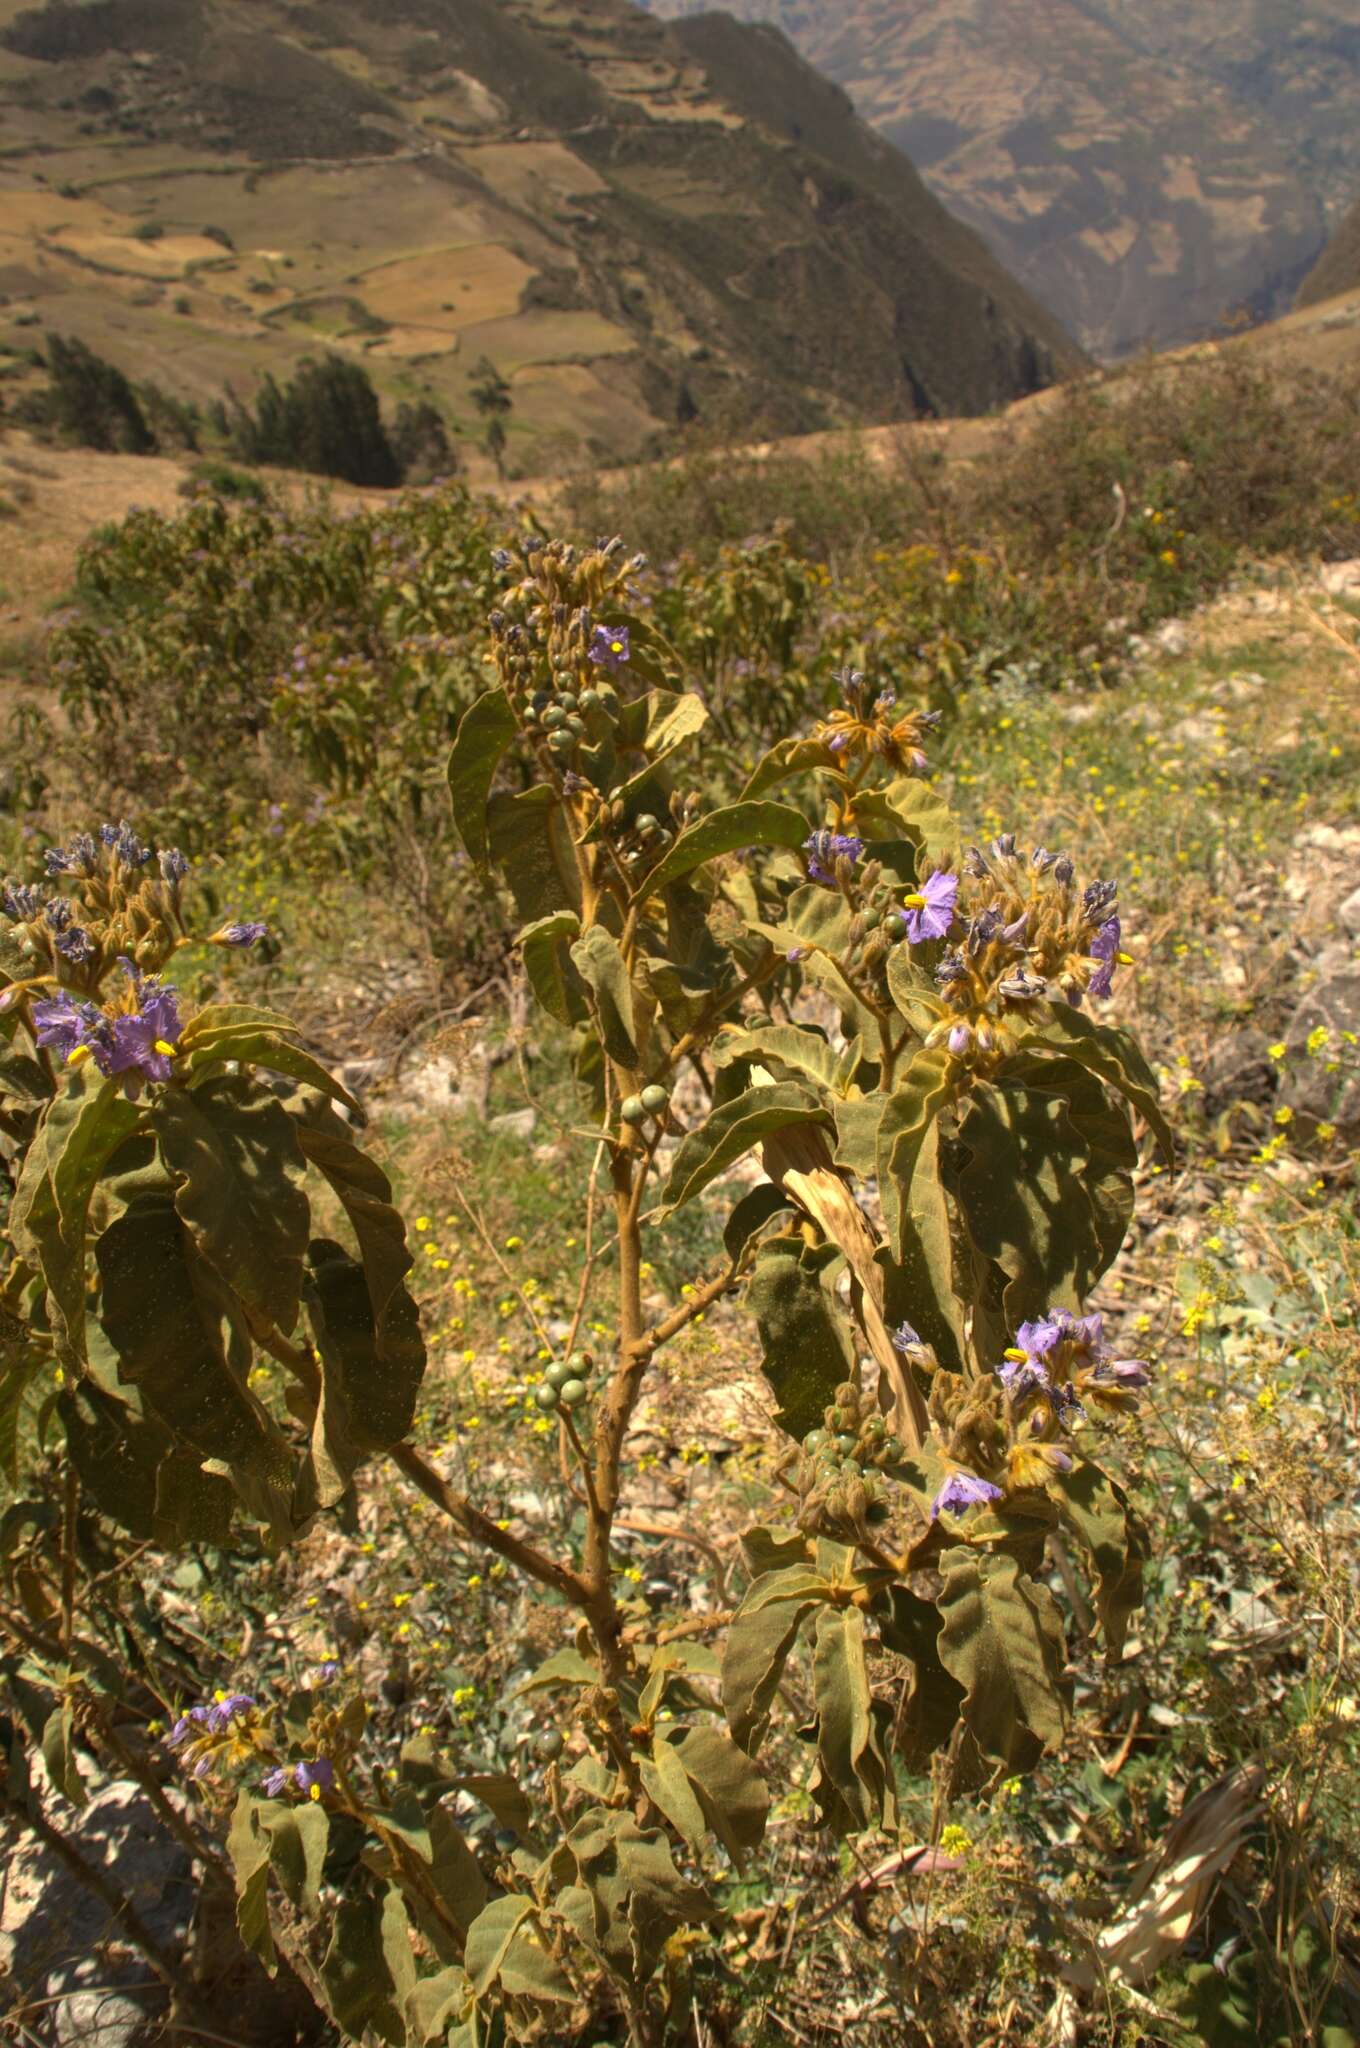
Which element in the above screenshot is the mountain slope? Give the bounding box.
[1297,192,1360,307]
[643,0,1360,360]
[0,0,1081,472]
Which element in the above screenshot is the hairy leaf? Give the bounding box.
[655,1082,825,1215]
[447,686,516,868]
[486,785,580,921]
[570,926,638,1068]
[1049,1457,1147,1657]
[320,1887,411,2046]
[518,910,585,1027]
[723,1566,831,1750]
[1021,1007,1173,1160]
[740,734,832,802]
[10,1070,143,1363]
[810,1606,893,1834]
[646,799,808,892]
[671,1724,769,1867]
[936,1549,1070,1769]
[746,1238,854,1439]
[153,1076,310,1336]
[722,1181,795,1261]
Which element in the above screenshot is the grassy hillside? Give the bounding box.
[0,0,1082,472]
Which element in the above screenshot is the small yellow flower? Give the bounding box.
[504,1235,523,1250]
[415,1216,430,1232]
[940,1824,971,1855]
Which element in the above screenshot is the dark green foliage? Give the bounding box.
[390,398,454,485]
[39,333,155,454]
[227,355,401,487]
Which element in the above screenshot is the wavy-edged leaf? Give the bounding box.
[10,1070,143,1363]
[1020,1006,1173,1160]
[486,784,580,920]
[811,1605,894,1834]
[447,685,516,869]
[654,1082,825,1216]
[936,1548,1070,1770]
[41,1700,86,1808]
[515,1646,598,1695]
[723,1181,794,1261]
[641,1735,707,1852]
[518,909,585,1027]
[876,1047,953,1263]
[714,1021,841,1094]
[153,1075,310,1337]
[94,1195,294,1536]
[320,1887,411,2046]
[570,926,638,1067]
[741,734,832,802]
[746,1237,854,1439]
[58,1380,234,1545]
[723,1566,830,1750]
[670,1724,768,1867]
[646,800,808,893]
[1048,1457,1146,1657]
[301,1238,424,1511]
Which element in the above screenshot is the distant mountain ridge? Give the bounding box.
[642,0,1360,359]
[0,0,1081,472]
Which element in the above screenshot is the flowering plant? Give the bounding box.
[0,535,1170,2047]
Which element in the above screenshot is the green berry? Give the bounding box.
[833,1433,857,1457]
[494,1826,518,1851]
[535,1730,564,1762]
[545,1359,574,1390]
[542,705,566,730]
[557,692,579,713]
[620,1096,647,1126]
[863,1416,887,1441]
[535,1383,561,1413]
[803,1428,828,1454]
[558,1377,588,1409]
[566,716,586,738]
[579,689,602,712]
[548,731,575,755]
[568,1350,593,1377]
[635,813,659,835]
[639,1083,669,1115]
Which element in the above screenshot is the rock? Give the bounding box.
[1,1780,194,2047]
[488,1106,536,1140]
[1339,886,1360,939]
[1151,618,1190,656]
[393,1053,480,1118]
[1279,967,1360,1138]
[1169,712,1221,746]
[1319,559,1360,597]
[1198,1028,1276,1120]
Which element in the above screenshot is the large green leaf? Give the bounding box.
[876,1047,953,1263]
[935,1549,1070,1770]
[319,1887,412,2047]
[301,1238,424,1511]
[153,1076,310,1337]
[10,1070,143,1363]
[518,910,586,1027]
[645,800,808,892]
[670,1724,769,1867]
[722,1182,795,1261]
[746,1238,854,1438]
[954,1070,1134,1352]
[228,1792,276,1967]
[292,1099,426,1420]
[569,926,638,1068]
[447,686,517,868]
[851,775,957,865]
[723,1565,832,1750]
[654,1082,825,1215]
[485,785,581,920]
[810,1605,895,1834]
[740,735,832,802]
[562,1810,712,1984]
[713,1022,842,1095]
[878,1583,965,1770]
[94,1196,294,1534]
[1048,1457,1146,1657]
[1019,1006,1173,1160]
[177,1009,359,1112]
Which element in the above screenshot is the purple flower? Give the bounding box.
[313,1660,341,1685]
[804,830,864,884]
[262,1767,289,1797]
[44,834,98,878]
[108,980,182,1084]
[218,922,268,949]
[899,870,958,943]
[294,1758,334,1797]
[891,1320,921,1353]
[1089,1358,1151,1389]
[931,1472,1004,1519]
[33,993,111,1069]
[1088,916,1121,1000]
[159,848,190,884]
[786,945,809,963]
[166,1705,212,1749]
[589,624,630,671]
[947,1023,971,1055]
[44,897,72,933]
[998,1354,1050,1401]
[205,1693,255,1733]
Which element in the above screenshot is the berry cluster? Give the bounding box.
[534,1349,595,1419]
[793,1379,906,1538]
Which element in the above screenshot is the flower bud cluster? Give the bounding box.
[925,1307,1151,1522]
[165,1670,345,1804]
[813,666,941,778]
[791,1378,906,1538]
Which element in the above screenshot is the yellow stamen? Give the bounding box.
[1117,951,1134,965]
[309,1782,322,1801]
[609,640,624,654]
[154,1039,177,1057]
[1003,1346,1027,1362]
[66,1044,93,1068]
[903,891,925,909]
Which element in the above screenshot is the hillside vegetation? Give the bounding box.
[0,0,1079,474]
[644,0,1360,359]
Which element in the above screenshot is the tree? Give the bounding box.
[42,334,155,454]
[226,356,401,488]
[469,355,513,478]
